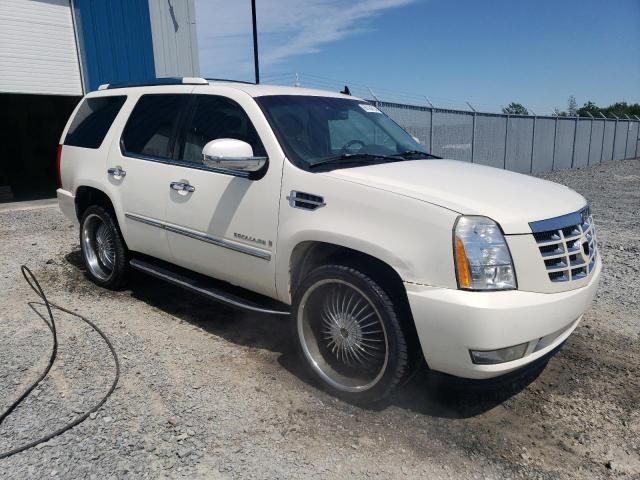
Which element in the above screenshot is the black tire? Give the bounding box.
[292,264,409,404]
[79,205,128,290]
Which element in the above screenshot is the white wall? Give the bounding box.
[0,0,82,96]
[148,0,200,78]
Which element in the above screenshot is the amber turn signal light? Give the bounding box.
[455,237,471,289]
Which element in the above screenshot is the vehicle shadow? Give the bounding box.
[65,249,83,269]
[63,250,549,420]
[127,269,292,354]
[65,250,290,353]
[389,360,549,418]
[277,347,549,418]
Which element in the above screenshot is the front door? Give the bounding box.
[163,88,284,298]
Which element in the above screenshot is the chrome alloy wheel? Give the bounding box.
[298,279,389,392]
[82,213,116,281]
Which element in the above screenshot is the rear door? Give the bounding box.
[107,90,191,262]
[163,88,285,298]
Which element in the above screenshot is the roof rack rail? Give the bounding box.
[206,78,256,85]
[98,77,209,90]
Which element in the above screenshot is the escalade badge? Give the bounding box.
[234,232,272,248]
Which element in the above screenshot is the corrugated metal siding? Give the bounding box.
[148,0,199,78]
[73,0,156,91]
[0,0,82,96]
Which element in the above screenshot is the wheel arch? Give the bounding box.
[74,185,128,250]
[289,241,405,298]
[75,185,116,220]
[288,241,416,334]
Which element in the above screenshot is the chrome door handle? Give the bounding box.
[107,167,126,177]
[170,182,195,193]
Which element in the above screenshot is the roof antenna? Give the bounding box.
[340,85,351,96]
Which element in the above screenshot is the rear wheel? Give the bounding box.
[80,205,128,289]
[292,264,409,404]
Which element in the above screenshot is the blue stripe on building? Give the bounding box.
[73,0,156,91]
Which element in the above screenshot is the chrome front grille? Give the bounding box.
[530,208,597,283]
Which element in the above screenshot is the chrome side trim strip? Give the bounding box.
[125,213,271,261]
[125,213,165,230]
[163,224,272,260]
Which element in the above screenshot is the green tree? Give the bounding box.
[502,102,529,115]
[601,102,640,118]
[577,101,600,117]
[555,100,639,118]
[567,95,578,116]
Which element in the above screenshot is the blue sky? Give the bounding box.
[196,0,640,114]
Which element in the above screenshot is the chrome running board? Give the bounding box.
[129,258,290,316]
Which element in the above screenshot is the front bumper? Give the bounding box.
[57,188,78,226]
[405,259,601,379]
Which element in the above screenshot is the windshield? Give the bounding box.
[256,95,433,170]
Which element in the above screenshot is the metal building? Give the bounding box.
[0,0,199,201]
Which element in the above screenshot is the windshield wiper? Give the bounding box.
[394,150,441,159]
[309,153,403,169]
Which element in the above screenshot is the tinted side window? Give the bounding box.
[122,94,188,159]
[180,95,266,164]
[65,96,126,149]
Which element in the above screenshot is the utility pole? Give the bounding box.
[251,0,260,84]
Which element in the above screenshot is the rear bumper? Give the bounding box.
[406,259,601,379]
[57,188,77,226]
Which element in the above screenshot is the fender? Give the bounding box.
[276,164,460,303]
[73,180,128,237]
[276,230,412,304]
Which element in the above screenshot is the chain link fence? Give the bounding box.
[374,101,640,173]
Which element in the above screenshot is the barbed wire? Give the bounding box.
[259,71,578,116]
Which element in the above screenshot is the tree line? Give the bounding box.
[502,97,640,118]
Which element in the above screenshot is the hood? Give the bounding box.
[325,159,586,234]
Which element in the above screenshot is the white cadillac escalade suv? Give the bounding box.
[57,78,601,403]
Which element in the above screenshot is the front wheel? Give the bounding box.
[292,264,410,404]
[80,205,128,289]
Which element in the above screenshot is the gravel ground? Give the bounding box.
[0,158,638,479]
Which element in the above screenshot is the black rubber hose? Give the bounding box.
[0,266,120,460]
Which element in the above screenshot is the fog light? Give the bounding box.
[469,342,528,365]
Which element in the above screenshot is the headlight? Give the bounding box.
[453,216,516,290]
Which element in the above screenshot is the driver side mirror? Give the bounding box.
[202,139,267,175]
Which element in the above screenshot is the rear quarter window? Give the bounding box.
[65,96,127,149]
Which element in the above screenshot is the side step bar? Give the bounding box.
[129,258,290,316]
